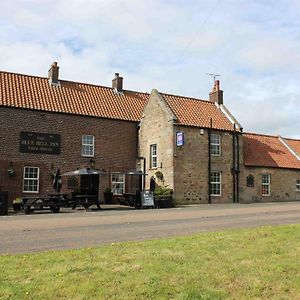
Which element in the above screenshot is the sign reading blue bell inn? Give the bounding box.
[20,131,61,154]
[176,131,184,146]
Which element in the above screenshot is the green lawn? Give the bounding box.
[0,225,299,300]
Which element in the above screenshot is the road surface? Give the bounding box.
[0,202,299,254]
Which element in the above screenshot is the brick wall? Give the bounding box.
[0,107,138,204]
[239,167,300,202]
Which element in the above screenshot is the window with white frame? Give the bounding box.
[262,174,271,196]
[23,167,39,193]
[211,133,221,156]
[211,172,221,196]
[82,135,94,157]
[111,173,125,195]
[296,180,300,191]
[150,144,157,168]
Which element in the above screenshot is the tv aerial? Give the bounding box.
[206,73,221,81]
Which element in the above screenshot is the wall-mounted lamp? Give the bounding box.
[8,161,15,177]
[90,159,95,169]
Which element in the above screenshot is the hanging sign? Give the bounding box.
[176,132,184,146]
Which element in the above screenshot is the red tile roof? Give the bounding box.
[285,138,300,156]
[0,71,148,122]
[243,133,300,169]
[162,93,234,131]
[0,70,235,130]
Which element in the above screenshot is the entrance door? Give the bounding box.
[80,175,99,195]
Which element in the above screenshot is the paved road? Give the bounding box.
[0,202,299,254]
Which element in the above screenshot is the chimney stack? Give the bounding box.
[112,73,123,93]
[48,62,60,85]
[209,80,223,105]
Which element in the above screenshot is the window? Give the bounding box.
[68,176,78,189]
[111,173,125,195]
[23,167,39,193]
[150,144,157,168]
[262,174,270,196]
[82,135,94,157]
[211,133,221,156]
[296,180,300,191]
[247,174,254,187]
[211,172,221,196]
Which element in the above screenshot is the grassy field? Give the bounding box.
[0,225,299,300]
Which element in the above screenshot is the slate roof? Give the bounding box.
[243,133,300,170]
[0,70,235,131]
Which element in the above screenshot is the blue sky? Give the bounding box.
[0,0,299,138]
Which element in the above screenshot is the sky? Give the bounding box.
[0,0,299,138]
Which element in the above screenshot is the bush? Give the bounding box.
[154,186,174,208]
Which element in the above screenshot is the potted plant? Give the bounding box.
[103,187,113,204]
[154,185,174,208]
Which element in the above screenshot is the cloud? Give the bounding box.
[0,0,299,138]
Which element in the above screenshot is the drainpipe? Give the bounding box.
[137,156,146,190]
[232,123,236,203]
[208,118,212,204]
[136,123,146,190]
[236,132,240,203]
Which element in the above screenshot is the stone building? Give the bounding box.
[0,62,299,205]
[241,133,300,202]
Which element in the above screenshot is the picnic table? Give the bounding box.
[74,194,101,210]
[22,194,68,214]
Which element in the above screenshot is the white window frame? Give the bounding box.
[111,173,125,195]
[82,135,94,157]
[262,174,271,196]
[23,166,40,193]
[211,133,221,156]
[150,144,157,168]
[296,180,300,192]
[211,172,221,196]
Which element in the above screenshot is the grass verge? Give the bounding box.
[0,224,299,299]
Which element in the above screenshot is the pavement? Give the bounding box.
[0,201,299,254]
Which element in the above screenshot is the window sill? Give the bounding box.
[81,155,94,158]
[211,194,221,197]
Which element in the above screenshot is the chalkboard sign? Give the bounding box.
[141,190,154,208]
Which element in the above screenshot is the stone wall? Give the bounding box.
[138,90,175,190]
[173,125,244,204]
[240,167,300,203]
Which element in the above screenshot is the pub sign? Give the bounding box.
[176,131,184,146]
[20,131,61,155]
